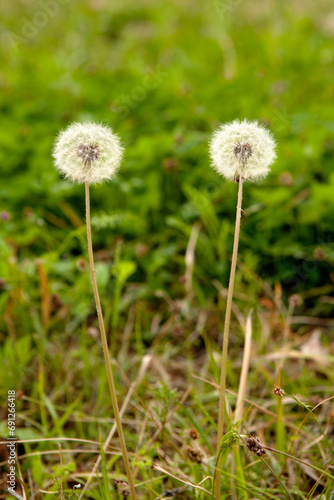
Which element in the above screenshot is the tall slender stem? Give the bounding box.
[85,181,137,499]
[214,177,243,499]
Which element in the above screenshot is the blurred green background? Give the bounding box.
[0,0,333,334]
[1,1,334,497]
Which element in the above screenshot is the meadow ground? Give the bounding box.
[0,0,333,498]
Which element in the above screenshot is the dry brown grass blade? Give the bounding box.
[59,200,83,228]
[0,437,100,446]
[234,310,253,425]
[58,443,64,500]
[152,461,212,495]
[291,316,334,327]
[184,222,201,296]
[255,350,334,364]
[37,259,50,328]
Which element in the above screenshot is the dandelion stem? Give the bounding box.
[214,177,243,499]
[85,181,137,499]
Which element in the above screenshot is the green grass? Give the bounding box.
[0,0,334,498]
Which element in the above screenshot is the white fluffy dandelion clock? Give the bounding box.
[211,119,276,499]
[52,122,123,184]
[209,119,276,181]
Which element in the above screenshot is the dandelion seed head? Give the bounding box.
[76,142,101,165]
[233,141,253,165]
[209,119,276,181]
[52,122,123,184]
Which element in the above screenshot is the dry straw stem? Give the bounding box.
[85,181,137,499]
[231,312,252,500]
[58,443,64,500]
[184,222,201,296]
[234,310,253,425]
[214,177,244,499]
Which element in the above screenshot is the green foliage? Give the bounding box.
[0,0,333,498]
[0,0,333,304]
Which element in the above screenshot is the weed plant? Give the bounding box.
[0,0,334,498]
